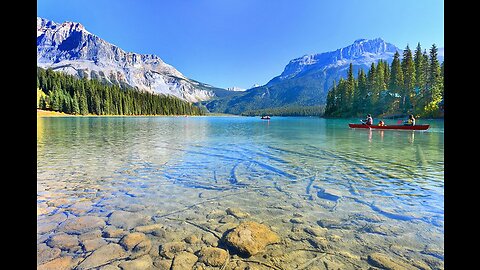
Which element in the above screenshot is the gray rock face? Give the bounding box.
[37,17,219,102]
[275,38,399,82]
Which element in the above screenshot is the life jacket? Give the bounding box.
[366,117,373,125]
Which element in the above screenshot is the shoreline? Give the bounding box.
[37,109,239,118]
[37,110,444,120]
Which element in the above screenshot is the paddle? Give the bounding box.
[360,119,372,130]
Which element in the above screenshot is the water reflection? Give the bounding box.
[409,131,415,143]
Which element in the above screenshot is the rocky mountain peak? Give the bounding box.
[37,17,220,102]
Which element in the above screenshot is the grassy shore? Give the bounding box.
[37,109,75,117]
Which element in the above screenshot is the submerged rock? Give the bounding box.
[79,230,103,241]
[160,242,187,259]
[46,233,81,252]
[206,209,225,219]
[37,256,75,270]
[153,258,173,270]
[201,234,218,247]
[37,222,59,235]
[37,243,61,265]
[118,255,154,270]
[215,222,238,234]
[58,215,106,234]
[171,252,198,270]
[290,217,305,224]
[184,235,200,244]
[317,219,349,229]
[135,224,165,236]
[304,226,328,237]
[107,210,150,230]
[219,215,236,224]
[82,237,108,252]
[196,247,229,267]
[103,226,126,238]
[224,221,280,256]
[120,232,152,258]
[367,252,417,270]
[99,265,121,270]
[120,232,149,250]
[307,237,328,251]
[76,244,128,270]
[226,207,250,219]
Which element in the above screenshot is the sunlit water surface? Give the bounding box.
[37,116,444,269]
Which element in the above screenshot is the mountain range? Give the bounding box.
[205,38,443,114]
[37,17,229,103]
[37,17,443,114]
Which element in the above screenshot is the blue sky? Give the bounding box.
[37,0,444,89]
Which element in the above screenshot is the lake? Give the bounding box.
[37,116,444,269]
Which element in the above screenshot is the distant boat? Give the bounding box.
[348,123,429,130]
[261,116,271,120]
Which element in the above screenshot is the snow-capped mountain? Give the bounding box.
[269,38,399,85]
[205,38,404,114]
[37,17,222,102]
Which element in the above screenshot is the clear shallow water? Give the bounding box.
[37,116,444,269]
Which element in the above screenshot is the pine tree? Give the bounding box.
[383,60,390,88]
[413,43,425,114]
[357,69,368,115]
[366,63,376,113]
[325,80,337,116]
[440,61,445,100]
[374,60,387,114]
[337,78,347,114]
[389,51,404,113]
[423,44,442,117]
[401,45,416,113]
[39,95,48,110]
[345,63,355,114]
[72,92,80,115]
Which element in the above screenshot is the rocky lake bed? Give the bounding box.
[37,183,444,270]
[37,117,444,269]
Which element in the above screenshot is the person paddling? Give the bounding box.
[404,114,415,126]
[362,114,373,125]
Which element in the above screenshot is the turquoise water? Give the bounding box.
[37,116,444,268]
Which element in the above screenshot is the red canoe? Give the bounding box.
[348,123,430,130]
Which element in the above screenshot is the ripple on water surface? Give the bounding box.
[37,116,444,269]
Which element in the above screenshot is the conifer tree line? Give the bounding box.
[241,105,325,117]
[37,67,205,116]
[324,43,444,118]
